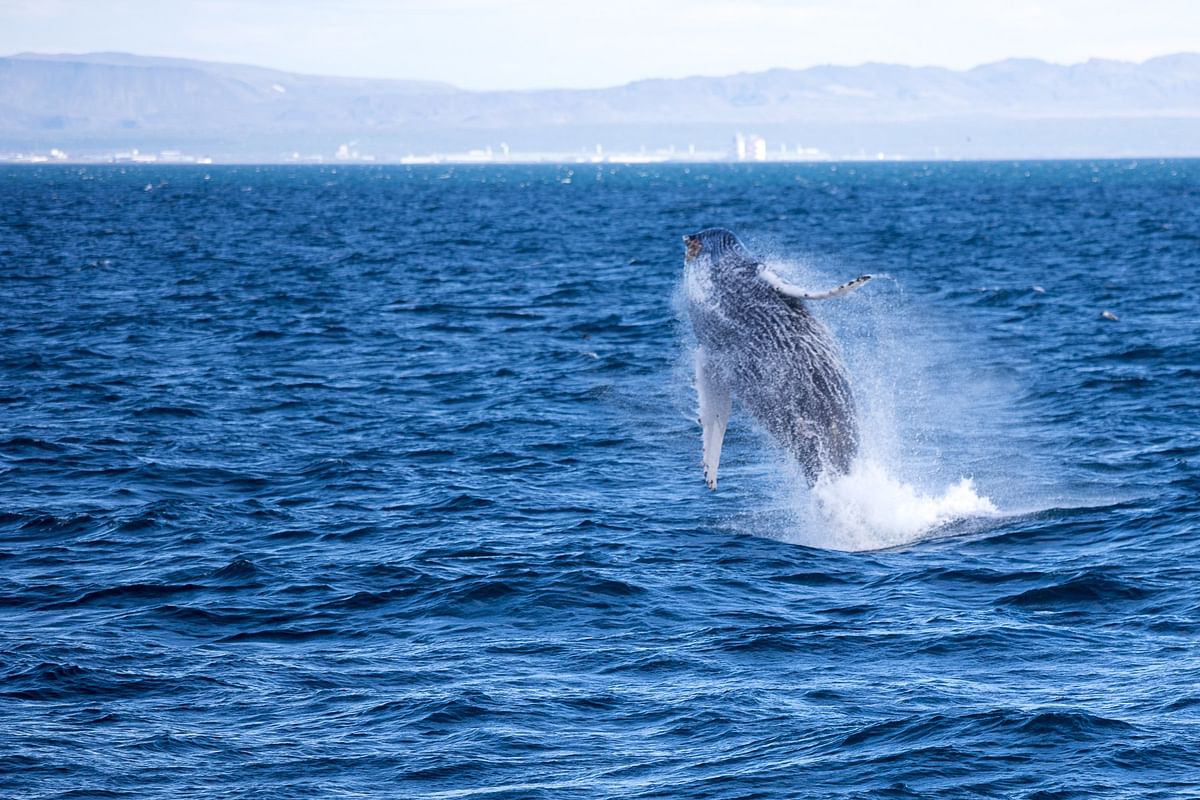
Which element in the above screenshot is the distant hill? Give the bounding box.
[0,52,455,133]
[2,52,1199,160]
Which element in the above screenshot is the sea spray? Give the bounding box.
[790,459,998,551]
[748,256,1001,550]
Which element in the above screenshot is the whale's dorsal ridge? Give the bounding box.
[759,268,873,301]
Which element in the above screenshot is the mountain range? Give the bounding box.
[3,51,1199,160]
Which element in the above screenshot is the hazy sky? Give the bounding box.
[3,0,1197,90]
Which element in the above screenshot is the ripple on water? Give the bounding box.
[1,162,1198,798]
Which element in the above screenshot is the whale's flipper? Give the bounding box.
[759,268,872,300]
[695,348,732,491]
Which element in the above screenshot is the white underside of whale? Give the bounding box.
[694,347,731,491]
[758,268,873,300]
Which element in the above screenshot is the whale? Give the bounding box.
[681,228,871,489]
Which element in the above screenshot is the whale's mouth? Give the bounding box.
[683,234,702,261]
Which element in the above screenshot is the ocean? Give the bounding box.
[2,161,1198,798]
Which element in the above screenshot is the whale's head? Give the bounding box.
[682,229,759,307]
[683,228,755,270]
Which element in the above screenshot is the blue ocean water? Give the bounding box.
[1,161,1198,798]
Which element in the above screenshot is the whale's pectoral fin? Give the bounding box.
[760,267,872,300]
[695,349,732,491]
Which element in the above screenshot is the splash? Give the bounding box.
[784,459,998,551]
[747,256,1001,551]
[676,249,1013,551]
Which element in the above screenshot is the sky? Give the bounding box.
[2,0,1198,90]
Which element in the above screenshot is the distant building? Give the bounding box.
[334,143,374,161]
[749,135,767,161]
[733,132,767,161]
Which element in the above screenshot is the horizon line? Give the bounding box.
[4,154,1198,167]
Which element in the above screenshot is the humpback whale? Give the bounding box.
[682,229,871,489]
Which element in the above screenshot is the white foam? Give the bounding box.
[784,459,998,552]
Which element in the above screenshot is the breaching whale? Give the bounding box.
[682,228,871,489]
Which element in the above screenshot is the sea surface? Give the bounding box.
[2,161,1198,798]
